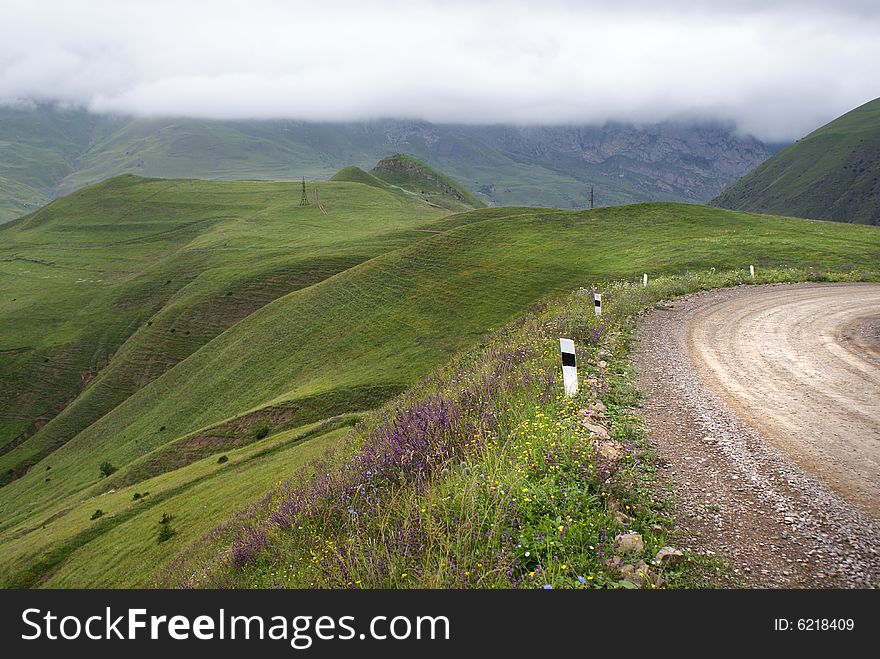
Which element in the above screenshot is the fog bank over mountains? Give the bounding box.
[2,0,879,141]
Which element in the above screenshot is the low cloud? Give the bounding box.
[1,0,878,140]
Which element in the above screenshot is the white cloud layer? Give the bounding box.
[1,0,878,140]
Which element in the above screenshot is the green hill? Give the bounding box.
[713,98,880,225]
[329,165,390,189]
[0,171,455,486]
[0,167,878,587]
[370,153,486,210]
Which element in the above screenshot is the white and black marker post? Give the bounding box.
[560,338,578,397]
[643,273,648,288]
[749,265,755,278]
[593,292,602,317]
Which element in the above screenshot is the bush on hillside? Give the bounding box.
[250,422,270,441]
[157,513,176,543]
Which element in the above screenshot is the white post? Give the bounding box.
[749,265,755,278]
[642,273,648,288]
[560,338,578,397]
[593,292,602,317]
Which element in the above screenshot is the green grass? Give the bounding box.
[1,420,351,587]
[330,166,391,190]
[714,96,880,224]
[0,169,878,588]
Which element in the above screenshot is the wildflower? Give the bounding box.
[577,576,586,584]
[543,584,553,590]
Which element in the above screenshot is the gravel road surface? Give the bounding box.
[636,283,880,587]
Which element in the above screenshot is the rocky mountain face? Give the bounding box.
[0,105,780,222]
[452,122,775,202]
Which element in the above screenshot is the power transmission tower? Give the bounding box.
[300,177,310,206]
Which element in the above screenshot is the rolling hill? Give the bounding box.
[713,97,880,225]
[0,104,779,223]
[370,154,486,211]
[1,161,878,587]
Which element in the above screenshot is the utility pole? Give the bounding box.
[300,177,310,206]
[590,187,594,209]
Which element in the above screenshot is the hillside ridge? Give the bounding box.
[712,97,880,225]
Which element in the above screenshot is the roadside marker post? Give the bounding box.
[643,273,648,288]
[593,292,602,317]
[750,265,755,278]
[560,338,578,397]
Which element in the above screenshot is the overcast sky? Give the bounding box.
[1,0,878,140]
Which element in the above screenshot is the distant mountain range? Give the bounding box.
[714,97,880,225]
[0,104,781,223]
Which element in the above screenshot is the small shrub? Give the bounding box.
[251,422,270,440]
[90,509,104,520]
[99,461,117,478]
[217,455,229,464]
[157,513,176,543]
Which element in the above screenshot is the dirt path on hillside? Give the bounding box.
[635,283,880,588]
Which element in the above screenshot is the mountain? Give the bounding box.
[0,104,778,223]
[713,98,880,225]
[2,165,879,586]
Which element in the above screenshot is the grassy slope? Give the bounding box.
[330,166,391,189]
[371,153,486,210]
[1,198,877,585]
[2,420,350,587]
[0,175,451,481]
[713,97,880,224]
[0,106,112,223]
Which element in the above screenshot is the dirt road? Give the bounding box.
[636,283,880,587]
